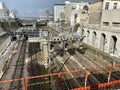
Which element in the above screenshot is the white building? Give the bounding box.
[0,2,9,21]
[70,2,89,26]
[9,11,16,19]
[0,1,7,9]
[54,4,65,22]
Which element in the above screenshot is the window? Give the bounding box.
[105,2,109,10]
[74,14,77,24]
[75,14,77,19]
[103,22,109,26]
[112,22,120,27]
[113,3,117,9]
[71,6,76,10]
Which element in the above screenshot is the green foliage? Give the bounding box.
[0,22,17,31]
[0,22,9,31]
[83,5,89,11]
[56,19,60,23]
[10,22,17,28]
[60,20,65,22]
[74,23,80,32]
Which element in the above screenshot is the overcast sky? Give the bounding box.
[1,0,94,15]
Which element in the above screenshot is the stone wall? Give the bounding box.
[78,27,120,58]
[88,1,103,24]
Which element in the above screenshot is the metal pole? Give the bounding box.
[108,66,113,82]
[85,69,88,87]
[23,78,28,90]
[57,73,61,87]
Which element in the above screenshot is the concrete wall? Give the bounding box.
[88,1,103,24]
[78,27,120,57]
[70,10,88,27]
[101,0,120,29]
[78,12,89,27]
[65,2,89,26]
[103,0,120,10]
[0,26,3,33]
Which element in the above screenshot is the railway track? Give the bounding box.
[28,43,42,90]
[0,28,120,89]
[28,43,50,90]
[9,39,26,90]
[53,54,76,89]
[52,42,120,89]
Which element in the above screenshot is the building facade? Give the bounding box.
[64,1,89,26]
[88,0,103,25]
[71,2,89,26]
[79,0,120,57]
[9,11,16,21]
[64,1,77,25]
[101,0,120,30]
[54,4,65,22]
[0,2,9,21]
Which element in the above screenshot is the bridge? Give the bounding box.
[17,15,53,27]
[19,15,53,20]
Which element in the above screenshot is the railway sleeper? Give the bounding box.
[99,74,108,82]
[111,73,120,80]
[93,74,105,83]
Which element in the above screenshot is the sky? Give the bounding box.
[1,0,94,16]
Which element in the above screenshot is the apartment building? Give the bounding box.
[80,0,120,57]
[88,0,103,25]
[101,0,120,30]
[64,1,89,26]
[54,4,65,22]
[0,2,9,21]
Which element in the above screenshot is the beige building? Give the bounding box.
[64,1,77,25]
[78,12,89,27]
[71,10,89,27]
[101,0,120,30]
[64,1,89,26]
[88,0,103,25]
[78,0,120,57]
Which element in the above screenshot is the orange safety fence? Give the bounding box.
[73,80,120,90]
[0,64,120,90]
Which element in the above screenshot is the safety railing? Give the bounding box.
[0,64,120,90]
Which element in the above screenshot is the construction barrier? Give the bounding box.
[0,64,120,90]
